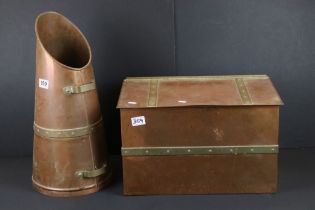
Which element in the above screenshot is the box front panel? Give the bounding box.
[123,154,277,195]
[120,106,279,195]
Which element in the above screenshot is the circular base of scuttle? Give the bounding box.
[32,170,112,197]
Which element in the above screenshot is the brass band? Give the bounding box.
[121,145,278,156]
[75,164,107,178]
[33,118,102,139]
[63,81,96,94]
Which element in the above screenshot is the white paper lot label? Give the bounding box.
[39,78,49,89]
[131,116,146,126]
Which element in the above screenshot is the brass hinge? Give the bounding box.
[235,78,252,105]
[121,145,278,156]
[147,79,159,107]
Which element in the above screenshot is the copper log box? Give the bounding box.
[117,75,283,195]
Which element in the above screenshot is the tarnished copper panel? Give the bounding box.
[117,75,282,195]
[120,107,279,147]
[123,155,277,195]
[32,11,111,197]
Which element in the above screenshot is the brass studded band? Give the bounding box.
[63,81,96,94]
[121,145,278,156]
[75,164,107,178]
[33,118,102,139]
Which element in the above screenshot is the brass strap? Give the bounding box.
[75,164,107,178]
[235,78,252,105]
[122,145,278,156]
[33,118,102,139]
[63,81,96,94]
[147,79,159,107]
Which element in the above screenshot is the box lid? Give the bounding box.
[116,75,283,108]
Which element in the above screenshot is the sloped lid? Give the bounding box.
[117,75,283,108]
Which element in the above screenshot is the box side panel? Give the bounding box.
[121,106,279,147]
[123,154,277,195]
